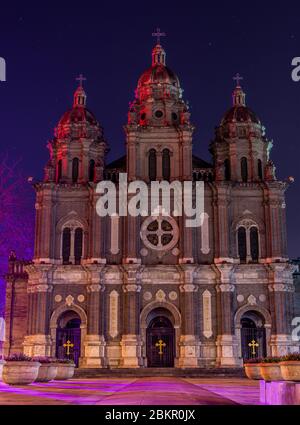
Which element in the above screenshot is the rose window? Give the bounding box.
[140,215,179,251]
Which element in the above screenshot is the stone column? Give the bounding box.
[83,282,106,367]
[120,265,142,367]
[268,263,297,355]
[88,195,106,264]
[213,187,232,263]
[124,203,141,264]
[178,265,200,368]
[179,214,194,264]
[23,282,53,357]
[215,264,239,367]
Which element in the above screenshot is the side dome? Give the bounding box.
[55,85,103,139]
[220,84,260,125]
[221,105,260,125]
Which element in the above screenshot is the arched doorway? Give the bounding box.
[241,311,267,360]
[56,311,81,367]
[146,308,175,367]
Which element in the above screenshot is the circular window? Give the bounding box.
[140,215,179,251]
[172,112,178,121]
[154,110,164,118]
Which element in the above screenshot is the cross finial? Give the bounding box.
[76,74,86,88]
[152,27,166,45]
[233,73,243,87]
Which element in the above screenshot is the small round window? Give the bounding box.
[140,215,179,252]
[140,112,146,120]
[172,112,178,121]
[154,110,164,118]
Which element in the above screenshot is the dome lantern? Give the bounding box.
[152,44,166,66]
[73,74,87,107]
[232,73,246,107]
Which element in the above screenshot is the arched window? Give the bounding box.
[250,227,259,262]
[258,159,263,180]
[241,157,248,182]
[57,159,62,183]
[74,227,83,265]
[62,228,71,264]
[162,148,171,181]
[238,227,247,263]
[88,159,95,182]
[72,158,79,183]
[148,149,157,181]
[224,159,231,181]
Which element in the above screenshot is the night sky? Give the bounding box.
[0,1,300,258]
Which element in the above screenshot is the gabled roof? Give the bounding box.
[105,155,126,170]
[105,154,213,171]
[192,155,212,169]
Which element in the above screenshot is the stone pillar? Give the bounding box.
[179,214,194,264]
[213,187,232,263]
[120,266,142,367]
[83,282,106,367]
[178,265,200,368]
[268,263,297,355]
[124,204,141,264]
[88,195,106,264]
[215,264,239,367]
[23,283,53,357]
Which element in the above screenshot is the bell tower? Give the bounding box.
[125,35,194,183]
[45,76,108,186]
[210,74,273,183]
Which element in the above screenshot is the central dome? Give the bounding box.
[138,64,180,89]
[135,43,182,102]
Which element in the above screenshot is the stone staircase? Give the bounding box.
[74,367,245,379]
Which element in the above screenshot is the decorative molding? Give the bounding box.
[123,284,141,293]
[179,284,197,293]
[247,294,257,305]
[109,290,119,338]
[65,295,74,307]
[143,291,152,301]
[27,284,53,293]
[203,290,213,338]
[87,284,102,293]
[155,289,166,302]
[217,284,235,293]
[169,291,178,301]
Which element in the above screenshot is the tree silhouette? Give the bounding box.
[0,154,34,316]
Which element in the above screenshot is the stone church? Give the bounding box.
[3,39,298,369]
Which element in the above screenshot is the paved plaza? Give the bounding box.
[0,377,260,405]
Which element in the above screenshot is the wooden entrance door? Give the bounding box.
[146,316,175,367]
[56,318,81,367]
[241,318,266,360]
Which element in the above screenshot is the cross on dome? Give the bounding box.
[76,74,86,88]
[74,74,87,107]
[233,73,243,87]
[152,28,166,45]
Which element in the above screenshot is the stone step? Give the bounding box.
[74,367,245,379]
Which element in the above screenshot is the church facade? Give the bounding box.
[3,41,298,369]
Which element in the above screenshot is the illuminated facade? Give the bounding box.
[4,41,298,369]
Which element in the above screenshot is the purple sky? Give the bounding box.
[0,2,300,258]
